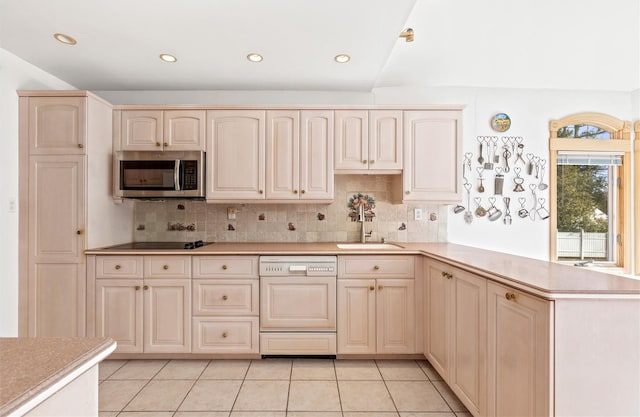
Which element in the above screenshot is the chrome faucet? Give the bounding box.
[358,204,372,243]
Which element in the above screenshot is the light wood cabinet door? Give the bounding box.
[425,260,450,378]
[144,279,191,353]
[121,110,163,150]
[164,110,205,150]
[266,110,300,200]
[369,110,402,170]
[337,279,376,354]
[28,96,86,154]
[487,282,551,417]
[192,256,259,278]
[376,279,415,354]
[402,110,462,202]
[95,279,143,353]
[206,110,265,200]
[192,317,259,354]
[30,155,85,264]
[192,279,259,316]
[334,110,368,171]
[300,110,334,200]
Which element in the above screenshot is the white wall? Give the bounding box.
[0,48,75,336]
[374,86,635,261]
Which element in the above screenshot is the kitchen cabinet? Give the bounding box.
[334,110,402,173]
[337,256,417,354]
[19,91,132,337]
[265,110,334,200]
[425,259,486,417]
[206,110,266,200]
[94,255,191,354]
[192,256,259,354]
[487,281,551,417]
[119,110,205,151]
[397,110,462,203]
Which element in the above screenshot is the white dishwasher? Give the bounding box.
[259,256,337,356]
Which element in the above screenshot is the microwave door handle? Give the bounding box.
[174,160,181,191]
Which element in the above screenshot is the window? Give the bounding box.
[549,113,632,272]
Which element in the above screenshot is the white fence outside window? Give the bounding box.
[557,231,608,259]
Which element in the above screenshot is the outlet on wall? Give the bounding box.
[227,208,237,220]
[8,198,16,213]
[414,208,422,221]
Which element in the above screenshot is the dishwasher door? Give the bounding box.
[260,277,336,331]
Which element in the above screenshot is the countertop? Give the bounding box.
[0,337,116,416]
[86,242,640,299]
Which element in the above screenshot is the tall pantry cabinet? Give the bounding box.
[18,91,133,337]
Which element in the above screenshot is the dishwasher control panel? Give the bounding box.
[259,256,337,276]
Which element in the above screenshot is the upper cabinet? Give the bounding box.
[334,110,402,173]
[299,110,334,200]
[119,110,205,151]
[399,110,462,203]
[28,96,87,154]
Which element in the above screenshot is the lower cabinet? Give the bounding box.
[486,281,551,417]
[425,260,486,416]
[192,317,259,354]
[337,278,415,354]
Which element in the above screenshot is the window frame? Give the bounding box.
[549,113,632,273]
[635,121,640,276]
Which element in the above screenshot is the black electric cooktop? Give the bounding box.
[104,240,211,250]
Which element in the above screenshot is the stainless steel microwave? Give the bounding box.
[114,151,205,199]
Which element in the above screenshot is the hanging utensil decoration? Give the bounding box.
[474,197,487,217]
[476,167,485,193]
[487,197,503,221]
[517,197,529,218]
[537,198,550,220]
[484,138,494,170]
[514,142,526,166]
[477,137,485,165]
[513,167,525,192]
[526,153,535,175]
[463,152,473,185]
[538,159,548,190]
[491,136,500,163]
[529,184,538,221]
[464,183,474,224]
[503,197,512,225]
[533,156,541,179]
[494,167,504,195]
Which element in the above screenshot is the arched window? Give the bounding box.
[549,113,631,272]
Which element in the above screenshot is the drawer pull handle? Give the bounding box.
[369,160,375,164]
[163,142,168,147]
[222,295,228,300]
[441,272,453,279]
[505,292,516,301]
[362,160,367,164]
[143,285,149,290]
[369,286,375,291]
[300,189,305,194]
[378,285,384,290]
[155,142,161,147]
[135,285,140,291]
[259,190,264,194]
[115,265,121,270]
[78,143,84,149]
[163,265,169,270]
[294,190,298,194]
[222,332,228,338]
[222,265,228,270]
[373,265,380,270]
[77,230,83,235]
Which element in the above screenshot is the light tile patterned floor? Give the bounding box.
[98,359,471,417]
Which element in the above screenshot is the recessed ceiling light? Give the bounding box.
[159,53,177,63]
[53,33,77,45]
[247,53,263,62]
[334,54,351,63]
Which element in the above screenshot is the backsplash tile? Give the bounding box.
[133,175,448,243]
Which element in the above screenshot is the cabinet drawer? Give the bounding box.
[260,333,337,355]
[193,280,259,316]
[192,317,259,353]
[338,255,415,278]
[144,256,191,278]
[96,256,144,278]
[193,256,259,278]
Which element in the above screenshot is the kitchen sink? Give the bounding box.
[336,243,404,250]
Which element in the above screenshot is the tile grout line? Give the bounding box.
[375,359,401,417]
[332,359,346,417]
[170,359,211,416]
[419,359,457,415]
[112,359,171,414]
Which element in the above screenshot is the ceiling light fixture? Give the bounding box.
[334,54,351,63]
[159,53,177,63]
[247,53,263,62]
[399,28,414,42]
[53,33,77,45]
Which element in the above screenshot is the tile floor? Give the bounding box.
[99,359,471,417]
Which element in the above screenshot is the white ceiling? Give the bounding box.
[1,0,638,92]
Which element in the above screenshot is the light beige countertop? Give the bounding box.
[86,242,640,299]
[0,337,116,416]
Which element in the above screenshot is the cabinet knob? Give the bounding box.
[143,285,149,290]
[76,230,83,235]
[505,292,516,301]
[373,265,380,270]
[155,142,161,147]
[163,265,169,270]
[77,143,84,149]
[405,190,411,195]
[369,286,375,291]
[259,190,264,194]
[369,160,375,164]
[378,285,384,290]
[293,190,298,194]
[163,142,168,147]
[222,264,228,270]
[222,332,228,338]
[135,285,140,291]
[115,265,122,270]
[441,271,446,277]
[300,189,305,194]
[222,295,228,300]
[362,160,367,164]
